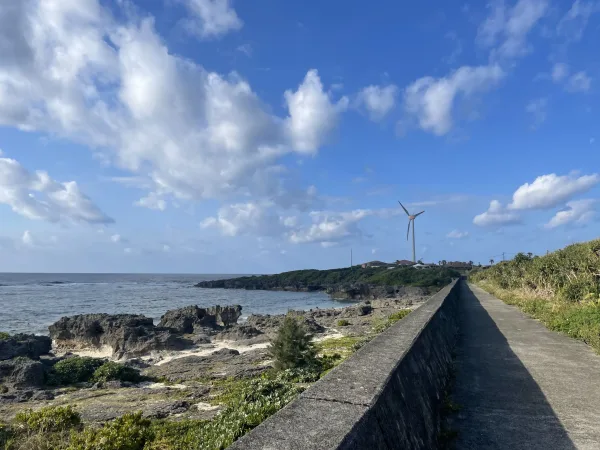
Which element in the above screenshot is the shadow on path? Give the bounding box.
[451,283,575,450]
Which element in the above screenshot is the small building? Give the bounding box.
[445,261,473,270]
[361,260,388,268]
[395,259,415,266]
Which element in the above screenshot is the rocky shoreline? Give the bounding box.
[195,279,434,300]
[0,292,427,425]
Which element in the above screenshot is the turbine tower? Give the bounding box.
[398,201,425,263]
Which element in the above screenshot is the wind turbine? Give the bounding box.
[398,201,425,263]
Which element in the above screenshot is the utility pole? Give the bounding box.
[350,248,353,268]
[502,252,505,261]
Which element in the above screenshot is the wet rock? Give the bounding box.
[158,305,242,333]
[49,314,192,359]
[145,348,270,382]
[354,304,373,316]
[214,324,263,341]
[0,334,52,361]
[0,358,45,388]
[30,390,55,401]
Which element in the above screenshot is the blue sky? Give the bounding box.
[0,0,599,273]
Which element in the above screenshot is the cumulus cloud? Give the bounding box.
[545,199,597,228]
[473,200,521,227]
[110,234,122,243]
[284,70,349,154]
[509,173,600,210]
[356,84,398,121]
[179,0,243,39]
[0,154,113,224]
[403,65,504,135]
[22,231,35,247]
[0,2,346,211]
[289,209,372,245]
[478,0,548,60]
[200,202,296,237]
[447,230,469,239]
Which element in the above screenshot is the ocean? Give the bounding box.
[0,273,347,336]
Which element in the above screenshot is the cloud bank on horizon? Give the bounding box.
[0,0,598,273]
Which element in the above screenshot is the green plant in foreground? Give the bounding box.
[336,319,350,327]
[0,332,10,340]
[14,406,81,434]
[269,316,318,370]
[68,412,151,450]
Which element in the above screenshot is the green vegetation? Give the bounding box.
[336,319,350,327]
[316,335,367,358]
[92,362,142,384]
[48,357,105,385]
[203,266,460,290]
[269,316,318,370]
[14,406,81,433]
[471,239,600,352]
[372,309,411,333]
[0,332,10,340]
[47,357,143,386]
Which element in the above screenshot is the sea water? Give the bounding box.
[0,273,347,335]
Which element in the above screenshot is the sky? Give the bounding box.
[0,0,599,273]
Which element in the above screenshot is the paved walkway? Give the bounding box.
[452,283,600,450]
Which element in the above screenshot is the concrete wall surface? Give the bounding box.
[229,279,461,450]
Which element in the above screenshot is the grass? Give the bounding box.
[336,319,350,327]
[0,332,10,340]
[471,239,600,353]
[47,357,144,386]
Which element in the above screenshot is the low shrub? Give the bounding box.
[92,362,142,383]
[48,357,105,385]
[336,319,350,327]
[68,412,151,450]
[0,422,12,448]
[0,332,9,340]
[373,309,411,333]
[14,405,81,433]
[269,316,318,370]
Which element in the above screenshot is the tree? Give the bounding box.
[468,260,473,266]
[417,259,424,264]
[269,316,317,370]
[489,259,494,265]
[527,252,533,259]
[441,260,447,266]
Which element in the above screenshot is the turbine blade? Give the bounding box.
[398,201,410,216]
[406,220,411,241]
[414,210,425,217]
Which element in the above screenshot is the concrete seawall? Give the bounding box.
[229,279,461,450]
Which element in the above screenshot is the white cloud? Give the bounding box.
[0,3,345,210]
[200,202,295,237]
[110,234,122,243]
[551,63,569,82]
[509,173,600,210]
[371,248,377,254]
[135,193,167,211]
[447,230,469,239]
[478,0,549,60]
[284,70,349,154]
[237,43,253,57]
[0,154,113,224]
[22,230,35,247]
[163,244,171,252]
[124,247,133,254]
[179,0,243,39]
[403,65,504,135]
[473,200,521,227]
[557,0,600,42]
[356,84,398,121]
[289,209,372,245]
[545,199,597,228]
[566,71,592,92]
[525,97,548,129]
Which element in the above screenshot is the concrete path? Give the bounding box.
[452,283,600,450]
